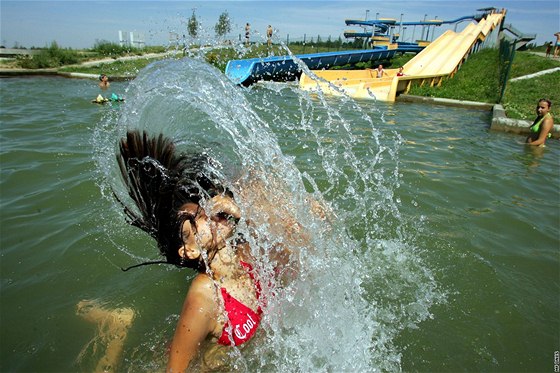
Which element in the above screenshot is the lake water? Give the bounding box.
[1,58,558,372]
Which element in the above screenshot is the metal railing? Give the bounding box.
[498,37,516,103]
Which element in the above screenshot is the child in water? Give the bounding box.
[526,98,554,146]
[79,130,310,372]
[99,74,110,90]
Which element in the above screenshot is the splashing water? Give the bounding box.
[93,55,443,372]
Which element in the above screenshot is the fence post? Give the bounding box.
[499,38,517,104]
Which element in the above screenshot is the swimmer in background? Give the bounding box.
[526,98,554,146]
[99,74,110,90]
[396,66,405,76]
[78,130,322,371]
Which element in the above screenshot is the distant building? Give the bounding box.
[119,31,145,48]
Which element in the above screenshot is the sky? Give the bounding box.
[1,0,558,49]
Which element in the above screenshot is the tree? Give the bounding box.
[187,10,199,38]
[214,11,231,37]
[337,36,343,48]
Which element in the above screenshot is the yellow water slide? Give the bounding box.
[299,11,505,102]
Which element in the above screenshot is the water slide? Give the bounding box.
[345,14,482,29]
[298,11,505,102]
[224,16,425,85]
[343,15,483,40]
[225,48,398,86]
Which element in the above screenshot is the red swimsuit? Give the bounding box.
[217,262,262,346]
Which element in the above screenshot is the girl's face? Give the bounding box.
[178,195,240,261]
[536,101,550,117]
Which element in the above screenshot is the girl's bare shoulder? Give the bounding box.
[189,274,217,297]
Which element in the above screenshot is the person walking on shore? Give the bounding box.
[545,42,552,58]
[245,23,251,46]
[267,25,273,47]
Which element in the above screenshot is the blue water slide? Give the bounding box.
[394,43,425,53]
[399,15,480,26]
[345,19,392,33]
[225,47,397,86]
[346,14,480,28]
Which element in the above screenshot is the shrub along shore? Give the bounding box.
[1,42,558,120]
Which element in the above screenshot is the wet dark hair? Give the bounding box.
[115,130,233,272]
[538,98,552,108]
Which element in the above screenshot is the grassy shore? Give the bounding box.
[407,48,559,119]
[58,54,175,77]
[55,43,375,76]
[501,53,559,120]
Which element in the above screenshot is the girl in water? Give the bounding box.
[526,98,554,146]
[78,130,311,372]
[99,74,110,90]
[121,130,268,371]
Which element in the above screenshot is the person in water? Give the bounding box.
[78,130,311,371]
[118,130,265,371]
[526,98,554,146]
[99,74,110,90]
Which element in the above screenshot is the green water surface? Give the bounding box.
[1,75,558,372]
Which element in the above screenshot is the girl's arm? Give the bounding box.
[167,275,218,372]
[527,116,554,146]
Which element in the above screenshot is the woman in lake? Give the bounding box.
[78,130,315,372]
[526,98,554,146]
[122,129,266,371]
